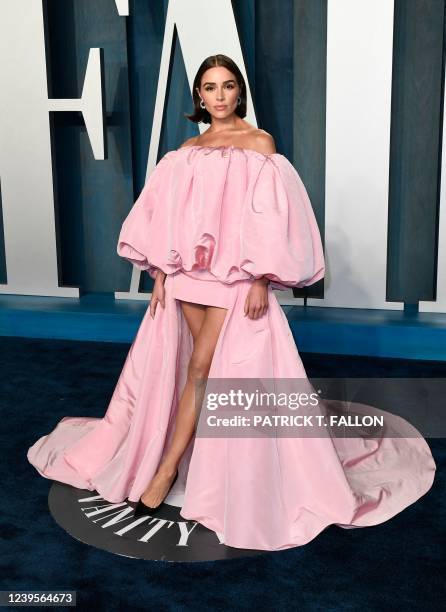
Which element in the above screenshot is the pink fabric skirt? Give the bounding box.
[26,273,437,551]
[170,270,236,309]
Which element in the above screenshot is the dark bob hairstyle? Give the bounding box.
[184,54,247,124]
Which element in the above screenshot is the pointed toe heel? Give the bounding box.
[133,498,158,518]
[133,470,179,518]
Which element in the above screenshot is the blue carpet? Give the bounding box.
[1,336,444,610]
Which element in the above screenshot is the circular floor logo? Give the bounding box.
[49,483,265,561]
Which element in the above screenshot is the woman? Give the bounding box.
[27,55,436,551]
[133,57,289,515]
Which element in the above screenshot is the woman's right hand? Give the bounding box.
[150,270,166,319]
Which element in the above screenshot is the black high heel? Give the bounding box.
[133,470,178,517]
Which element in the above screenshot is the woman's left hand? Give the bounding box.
[244,278,269,319]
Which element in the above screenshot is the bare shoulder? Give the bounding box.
[247,130,277,154]
[178,136,199,149]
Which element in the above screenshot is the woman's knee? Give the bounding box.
[187,352,211,382]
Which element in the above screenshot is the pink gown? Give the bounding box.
[27,144,436,551]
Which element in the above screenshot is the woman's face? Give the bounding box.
[197,66,240,119]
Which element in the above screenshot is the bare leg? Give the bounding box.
[140,301,228,508]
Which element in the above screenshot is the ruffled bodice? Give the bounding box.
[117,145,325,291]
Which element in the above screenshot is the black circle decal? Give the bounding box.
[48,483,265,561]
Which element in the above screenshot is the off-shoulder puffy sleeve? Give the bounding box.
[116,147,325,290]
[239,156,325,292]
[116,155,171,279]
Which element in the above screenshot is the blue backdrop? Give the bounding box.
[9,0,443,305]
